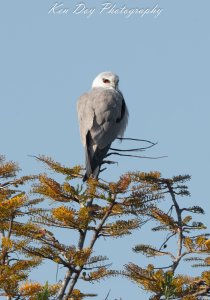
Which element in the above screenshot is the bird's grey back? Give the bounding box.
[77,87,128,149]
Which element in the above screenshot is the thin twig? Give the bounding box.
[116,137,156,145]
[153,264,173,270]
[104,289,111,300]
[166,181,183,272]
[0,181,16,189]
[64,199,116,299]
[159,232,176,251]
[106,152,167,159]
[110,142,157,152]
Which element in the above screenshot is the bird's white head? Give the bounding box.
[92,72,119,90]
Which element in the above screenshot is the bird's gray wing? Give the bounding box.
[77,88,127,180]
[77,92,95,147]
[77,88,126,148]
[90,88,125,148]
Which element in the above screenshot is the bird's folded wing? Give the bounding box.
[77,92,95,146]
[77,88,124,149]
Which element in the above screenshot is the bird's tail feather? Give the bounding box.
[83,146,93,181]
[83,131,110,181]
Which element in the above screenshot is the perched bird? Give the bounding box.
[77,72,128,181]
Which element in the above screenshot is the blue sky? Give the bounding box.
[1,1,210,299]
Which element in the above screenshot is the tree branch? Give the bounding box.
[165,181,183,272]
[64,199,116,299]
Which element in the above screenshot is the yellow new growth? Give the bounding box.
[152,208,177,230]
[52,206,75,225]
[0,193,25,215]
[38,175,62,199]
[1,237,13,249]
[73,248,91,267]
[0,159,18,178]
[184,237,193,251]
[89,267,107,281]
[19,281,42,296]
[204,239,210,250]
[202,271,210,285]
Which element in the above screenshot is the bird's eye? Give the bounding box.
[103,78,110,84]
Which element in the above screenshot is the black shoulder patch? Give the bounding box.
[116,98,126,123]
